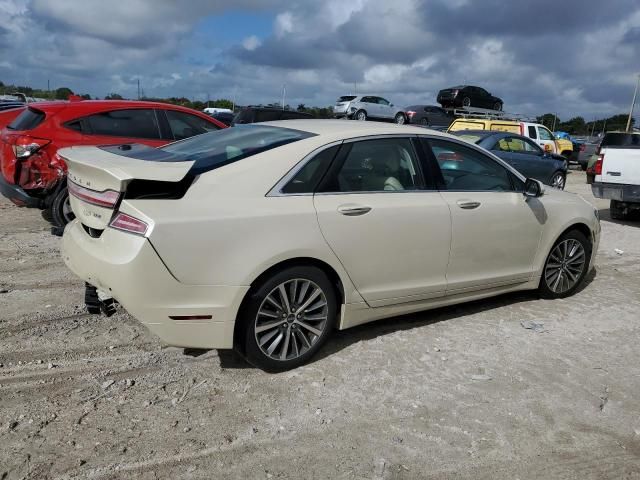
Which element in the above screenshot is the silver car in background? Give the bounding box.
[334,95,406,124]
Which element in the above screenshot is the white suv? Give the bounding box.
[591,131,640,219]
[333,95,406,124]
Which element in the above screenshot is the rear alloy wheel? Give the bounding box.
[493,102,503,111]
[51,185,75,227]
[394,113,406,124]
[550,172,566,190]
[462,97,471,107]
[539,230,590,299]
[242,266,337,371]
[355,110,367,121]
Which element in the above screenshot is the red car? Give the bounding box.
[0,99,226,226]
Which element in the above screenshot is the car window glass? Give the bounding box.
[505,137,528,152]
[281,145,339,194]
[429,139,513,192]
[325,138,421,193]
[87,109,161,139]
[361,97,372,103]
[378,98,390,106]
[528,125,537,139]
[497,139,511,151]
[166,110,219,140]
[522,137,542,153]
[538,127,553,141]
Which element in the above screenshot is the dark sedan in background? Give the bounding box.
[451,130,568,189]
[404,105,453,127]
[437,85,503,111]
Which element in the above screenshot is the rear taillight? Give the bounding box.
[68,180,120,208]
[109,212,148,236]
[594,154,604,175]
[519,123,524,135]
[406,110,416,119]
[11,136,50,159]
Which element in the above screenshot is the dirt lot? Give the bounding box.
[1,169,639,480]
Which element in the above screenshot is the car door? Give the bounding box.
[536,126,558,154]
[81,108,166,147]
[503,136,552,182]
[314,137,451,306]
[432,107,451,126]
[423,137,545,293]
[359,97,376,118]
[377,97,393,118]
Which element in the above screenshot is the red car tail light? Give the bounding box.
[68,180,120,208]
[594,154,604,175]
[109,212,148,236]
[519,123,524,136]
[406,110,416,119]
[11,136,50,159]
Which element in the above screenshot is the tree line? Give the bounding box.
[536,113,634,136]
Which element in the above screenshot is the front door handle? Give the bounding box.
[456,200,481,209]
[337,204,372,216]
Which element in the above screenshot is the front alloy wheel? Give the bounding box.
[539,230,590,299]
[550,172,566,190]
[243,266,336,370]
[394,113,405,124]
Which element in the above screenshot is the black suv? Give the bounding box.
[437,85,503,111]
[232,106,313,125]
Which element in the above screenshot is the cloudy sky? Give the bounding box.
[1,0,639,120]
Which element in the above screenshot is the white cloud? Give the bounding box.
[242,35,262,51]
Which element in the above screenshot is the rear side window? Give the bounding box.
[87,109,161,139]
[528,126,537,139]
[601,133,640,149]
[337,96,356,102]
[7,108,45,131]
[165,110,219,140]
[281,145,339,194]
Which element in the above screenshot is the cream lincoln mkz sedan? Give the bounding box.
[60,120,600,371]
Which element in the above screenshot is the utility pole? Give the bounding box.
[207,93,210,108]
[626,74,639,132]
[601,119,607,136]
[354,82,357,95]
[137,78,140,100]
[551,112,557,131]
[232,87,237,111]
[281,84,286,111]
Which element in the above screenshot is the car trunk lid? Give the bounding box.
[59,144,194,230]
[596,133,640,185]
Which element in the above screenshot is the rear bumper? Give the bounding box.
[0,175,43,207]
[61,220,249,349]
[591,182,640,202]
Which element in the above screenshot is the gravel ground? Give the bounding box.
[1,169,639,480]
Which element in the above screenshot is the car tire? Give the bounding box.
[355,110,367,121]
[462,97,471,107]
[51,185,75,228]
[580,163,588,171]
[493,102,503,111]
[241,266,338,371]
[394,113,405,124]
[538,229,591,299]
[549,171,566,190]
[610,200,627,220]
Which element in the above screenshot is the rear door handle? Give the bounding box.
[337,204,372,216]
[456,200,481,209]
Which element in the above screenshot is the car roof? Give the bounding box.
[28,99,205,113]
[259,119,454,139]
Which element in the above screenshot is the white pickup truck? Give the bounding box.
[591,131,640,219]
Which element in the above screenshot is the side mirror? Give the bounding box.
[524,178,545,198]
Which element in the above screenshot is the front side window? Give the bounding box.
[281,145,339,194]
[377,98,390,106]
[322,138,422,193]
[87,109,161,139]
[428,139,513,192]
[528,125,537,139]
[165,110,219,140]
[538,127,554,141]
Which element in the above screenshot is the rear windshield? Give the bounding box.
[7,107,45,130]
[455,134,483,144]
[601,132,640,149]
[337,96,356,102]
[100,125,315,175]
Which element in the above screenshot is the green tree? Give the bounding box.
[211,99,233,110]
[55,87,73,100]
[104,93,123,100]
